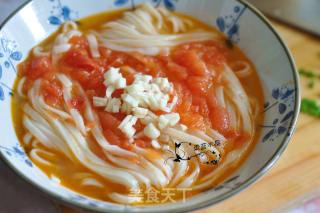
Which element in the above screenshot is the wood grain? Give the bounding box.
[61,20,320,213]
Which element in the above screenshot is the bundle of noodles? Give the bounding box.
[98,3,218,55]
[17,3,258,204]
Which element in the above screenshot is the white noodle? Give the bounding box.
[206,128,226,142]
[17,77,26,98]
[57,74,72,88]
[177,160,200,188]
[33,46,50,57]
[23,133,33,146]
[169,157,188,187]
[230,61,252,78]
[193,148,245,190]
[23,104,51,129]
[226,100,239,131]
[215,86,226,108]
[62,21,78,33]
[38,96,71,120]
[65,30,82,39]
[70,109,87,135]
[223,64,253,134]
[23,115,52,149]
[86,34,100,58]
[81,178,104,188]
[53,44,71,54]
[30,149,54,166]
[134,146,173,181]
[189,130,215,143]
[50,175,61,184]
[108,193,142,204]
[107,155,153,188]
[100,3,218,55]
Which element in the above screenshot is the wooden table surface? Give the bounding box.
[62,21,320,213]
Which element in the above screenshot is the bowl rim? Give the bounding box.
[0,0,300,212]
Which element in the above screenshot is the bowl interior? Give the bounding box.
[0,0,299,212]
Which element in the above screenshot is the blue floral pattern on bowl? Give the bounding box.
[261,85,296,143]
[0,37,22,101]
[48,0,78,25]
[0,144,33,168]
[114,0,179,11]
[216,5,247,43]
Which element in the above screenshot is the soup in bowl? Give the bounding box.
[0,0,299,212]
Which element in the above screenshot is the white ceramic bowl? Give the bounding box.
[0,0,300,212]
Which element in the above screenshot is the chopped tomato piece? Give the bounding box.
[69,96,85,111]
[174,83,193,113]
[225,129,240,140]
[69,68,104,94]
[42,80,62,107]
[134,139,151,149]
[63,49,98,71]
[180,112,206,131]
[26,56,52,79]
[69,36,88,50]
[98,112,121,131]
[134,120,144,132]
[173,50,208,76]
[203,46,226,67]
[207,86,219,109]
[187,76,211,96]
[120,66,136,85]
[112,89,124,98]
[86,90,98,103]
[99,47,112,58]
[103,129,122,146]
[210,106,230,134]
[166,62,188,81]
[193,97,210,117]
[71,70,90,85]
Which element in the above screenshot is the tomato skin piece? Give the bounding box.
[210,106,230,134]
[173,50,208,76]
[26,56,52,80]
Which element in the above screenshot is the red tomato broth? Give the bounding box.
[12,8,264,205]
